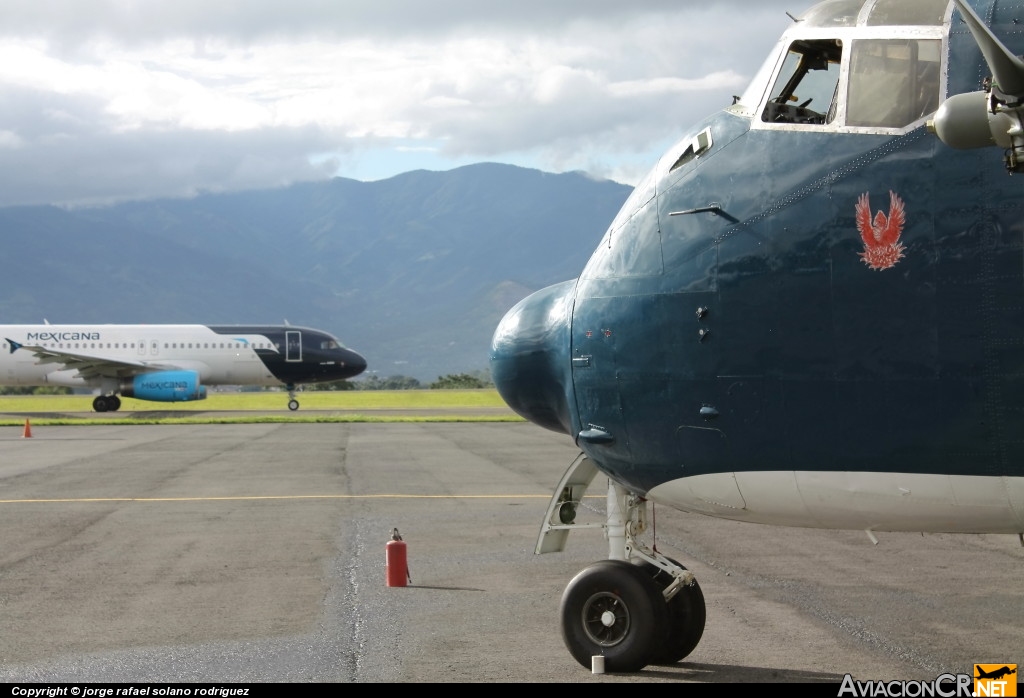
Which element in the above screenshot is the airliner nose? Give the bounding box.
[344,349,368,377]
[490,279,576,436]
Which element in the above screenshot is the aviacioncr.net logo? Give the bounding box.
[974,665,1017,697]
[838,674,973,697]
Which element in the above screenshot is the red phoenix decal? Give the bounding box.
[856,190,906,271]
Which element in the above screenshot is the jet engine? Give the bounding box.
[120,370,207,402]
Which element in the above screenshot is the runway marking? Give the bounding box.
[0,494,569,504]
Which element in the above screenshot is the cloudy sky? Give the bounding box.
[0,0,807,208]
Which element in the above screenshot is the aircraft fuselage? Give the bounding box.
[491,0,1024,534]
[0,324,367,405]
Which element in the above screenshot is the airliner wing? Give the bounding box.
[9,341,180,380]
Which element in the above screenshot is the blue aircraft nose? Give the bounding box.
[490,279,576,436]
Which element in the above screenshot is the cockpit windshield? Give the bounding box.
[762,40,843,125]
[731,0,947,132]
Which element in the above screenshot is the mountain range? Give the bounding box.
[0,163,633,382]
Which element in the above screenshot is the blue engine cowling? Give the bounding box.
[120,370,207,402]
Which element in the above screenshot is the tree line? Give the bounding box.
[309,370,493,390]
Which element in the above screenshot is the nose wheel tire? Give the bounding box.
[633,558,706,664]
[559,559,668,672]
[288,399,299,411]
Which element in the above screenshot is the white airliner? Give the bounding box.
[1,323,367,412]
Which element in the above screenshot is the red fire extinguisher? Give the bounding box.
[386,528,411,587]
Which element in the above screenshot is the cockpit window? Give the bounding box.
[865,0,948,26]
[733,39,786,114]
[795,0,949,26]
[846,39,940,127]
[761,40,842,125]
[754,34,940,131]
[797,0,863,27]
[743,0,948,131]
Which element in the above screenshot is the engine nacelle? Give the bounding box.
[120,370,207,402]
[928,90,1018,150]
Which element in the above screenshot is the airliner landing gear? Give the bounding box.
[539,455,707,673]
[286,384,299,411]
[92,395,122,412]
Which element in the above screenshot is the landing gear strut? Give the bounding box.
[634,557,705,664]
[539,454,707,673]
[287,383,299,411]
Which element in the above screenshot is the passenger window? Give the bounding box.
[846,39,940,128]
[762,39,842,125]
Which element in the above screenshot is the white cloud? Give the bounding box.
[0,0,803,206]
[0,130,23,148]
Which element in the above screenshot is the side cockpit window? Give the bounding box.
[748,0,948,132]
[761,40,843,126]
[846,38,941,128]
[757,35,940,131]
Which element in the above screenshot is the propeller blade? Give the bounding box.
[954,0,1024,99]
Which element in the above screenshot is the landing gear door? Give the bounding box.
[286,331,301,362]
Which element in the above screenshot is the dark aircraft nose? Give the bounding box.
[343,349,368,377]
[490,279,576,436]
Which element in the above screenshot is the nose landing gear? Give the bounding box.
[539,454,707,672]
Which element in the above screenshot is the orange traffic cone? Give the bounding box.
[22,419,32,438]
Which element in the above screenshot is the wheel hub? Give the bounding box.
[582,592,630,646]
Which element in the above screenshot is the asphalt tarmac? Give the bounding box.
[0,421,1020,684]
